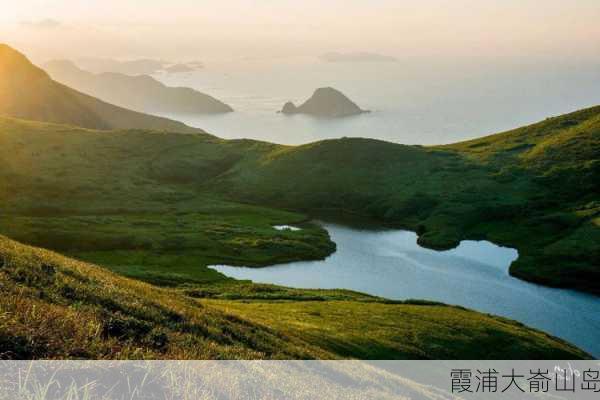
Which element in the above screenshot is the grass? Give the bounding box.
[207,108,600,293]
[206,299,588,359]
[0,234,330,359]
[0,208,334,286]
[2,43,598,294]
[0,117,334,285]
[0,234,589,359]
[0,360,520,399]
[0,107,597,359]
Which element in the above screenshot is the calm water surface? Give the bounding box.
[211,223,600,357]
[156,57,600,145]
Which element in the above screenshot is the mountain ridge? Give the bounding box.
[44,59,233,115]
[0,44,204,133]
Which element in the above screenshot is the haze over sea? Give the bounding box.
[156,55,600,145]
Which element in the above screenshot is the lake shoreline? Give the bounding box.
[210,222,600,357]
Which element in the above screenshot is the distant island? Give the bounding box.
[44,60,233,115]
[320,52,397,63]
[0,43,597,362]
[76,57,204,75]
[163,63,196,73]
[280,87,369,117]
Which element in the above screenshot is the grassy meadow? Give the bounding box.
[0,234,588,359]
[0,42,597,360]
[210,108,600,293]
[0,105,597,359]
[1,207,334,286]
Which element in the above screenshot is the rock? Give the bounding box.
[279,87,368,118]
[280,101,297,114]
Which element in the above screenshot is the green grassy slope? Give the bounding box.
[0,235,588,359]
[0,117,334,286]
[0,44,202,133]
[0,112,596,359]
[442,106,600,289]
[0,106,598,294]
[209,107,600,294]
[207,300,587,359]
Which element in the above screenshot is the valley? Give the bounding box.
[0,43,597,360]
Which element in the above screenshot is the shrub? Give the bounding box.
[101,316,152,340]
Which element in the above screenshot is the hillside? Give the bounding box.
[209,108,599,293]
[0,110,596,358]
[0,44,202,132]
[0,105,597,295]
[0,234,587,359]
[44,60,233,115]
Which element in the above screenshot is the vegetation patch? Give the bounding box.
[0,235,588,359]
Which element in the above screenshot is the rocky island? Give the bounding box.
[280,87,369,117]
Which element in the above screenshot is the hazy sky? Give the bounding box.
[2,0,600,64]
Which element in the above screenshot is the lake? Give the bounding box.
[210,223,600,357]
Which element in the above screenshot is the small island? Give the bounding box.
[279,87,369,117]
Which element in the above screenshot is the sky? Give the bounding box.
[1,0,600,64]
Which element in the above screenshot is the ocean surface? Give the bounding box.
[211,223,600,357]
[155,56,600,145]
